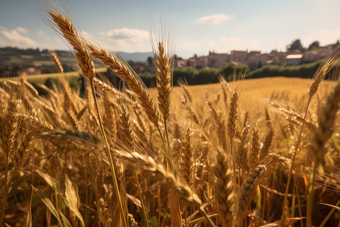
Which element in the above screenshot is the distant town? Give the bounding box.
[0,39,339,77]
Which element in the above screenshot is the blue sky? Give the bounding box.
[0,0,340,58]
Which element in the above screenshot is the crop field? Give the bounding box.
[1,1,340,227]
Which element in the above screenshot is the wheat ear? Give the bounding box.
[1,97,21,155]
[47,10,95,79]
[14,128,39,169]
[64,95,80,131]
[181,95,200,126]
[119,105,134,150]
[237,114,250,175]
[180,84,193,104]
[87,42,160,127]
[249,128,260,171]
[50,52,64,73]
[214,148,235,227]
[15,113,53,132]
[97,198,112,227]
[181,128,194,187]
[103,92,117,142]
[111,149,202,206]
[227,90,238,140]
[260,128,274,160]
[310,79,340,165]
[309,50,340,97]
[155,42,172,121]
[237,165,267,223]
[21,73,39,96]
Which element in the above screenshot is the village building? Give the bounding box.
[286,54,303,65]
[230,50,247,62]
[207,51,230,67]
[174,59,187,68]
[188,57,208,69]
[24,67,41,75]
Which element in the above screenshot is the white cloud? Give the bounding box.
[99,28,151,52]
[37,29,44,36]
[0,28,39,48]
[198,14,229,25]
[182,42,198,47]
[229,37,243,45]
[208,40,215,45]
[106,28,149,40]
[220,36,243,46]
[250,39,259,45]
[0,26,8,31]
[16,27,27,34]
[305,27,340,46]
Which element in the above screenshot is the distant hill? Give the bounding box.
[118,51,153,62]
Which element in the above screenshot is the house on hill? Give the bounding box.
[207,51,230,67]
[230,50,247,62]
[188,57,208,69]
[286,54,303,65]
[174,59,187,68]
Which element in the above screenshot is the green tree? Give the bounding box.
[257,61,262,69]
[147,56,153,66]
[174,54,183,60]
[286,39,304,52]
[308,41,320,51]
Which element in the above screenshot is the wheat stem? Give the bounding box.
[134,169,149,227]
[0,154,9,226]
[90,80,127,227]
[280,97,311,227]
[306,165,316,227]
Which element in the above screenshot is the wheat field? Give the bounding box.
[1,1,340,227]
